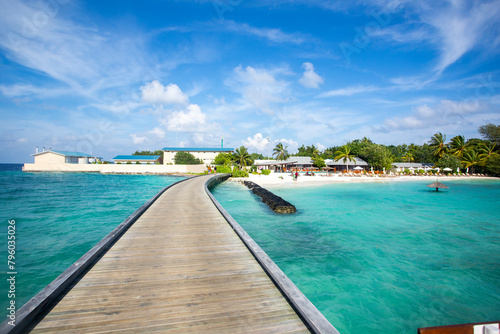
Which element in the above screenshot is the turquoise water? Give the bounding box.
[0,166,184,317]
[211,179,500,333]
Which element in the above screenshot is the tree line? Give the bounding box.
[131,123,499,175]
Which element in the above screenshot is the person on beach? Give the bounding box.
[214,166,217,173]
[295,171,298,181]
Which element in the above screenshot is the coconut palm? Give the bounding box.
[308,145,320,157]
[334,145,356,171]
[402,151,415,163]
[449,135,468,158]
[478,142,500,164]
[273,143,289,161]
[461,150,481,173]
[232,146,253,169]
[429,132,448,158]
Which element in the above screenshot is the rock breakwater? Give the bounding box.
[243,181,297,214]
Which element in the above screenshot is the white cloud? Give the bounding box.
[275,138,299,153]
[226,65,290,114]
[319,85,377,97]
[222,21,307,45]
[163,104,220,133]
[376,99,484,132]
[141,81,189,106]
[130,134,148,145]
[299,62,324,88]
[148,127,165,139]
[243,133,272,154]
[369,1,500,74]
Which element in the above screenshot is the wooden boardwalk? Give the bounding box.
[26,175,312,333]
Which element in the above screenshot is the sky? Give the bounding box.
[1,0,500,163]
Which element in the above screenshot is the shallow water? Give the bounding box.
[0,167,184,316]
[211,179,500,333]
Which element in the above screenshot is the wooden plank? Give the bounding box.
[22,174,317,333]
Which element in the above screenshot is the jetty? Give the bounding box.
[4,174,337,333]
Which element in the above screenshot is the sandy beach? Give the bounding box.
[230,172,497,188]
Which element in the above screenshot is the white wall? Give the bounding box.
[23,163,207,174]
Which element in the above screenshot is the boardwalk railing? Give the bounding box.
[0,176,192,334]
[206,174,339,334]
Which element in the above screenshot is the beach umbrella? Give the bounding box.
[443,167,452,172]
[427,180,449,192]
[354,166,363,170]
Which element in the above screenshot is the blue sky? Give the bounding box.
[1,0,500,162]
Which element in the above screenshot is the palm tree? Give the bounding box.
[273,143,289,161]
[461,150,481,173]
[402,151,415,163]
[334,145,356,171]
[232,146,253,169]
[449,135,468,158]
[309,145,320,157]
[429,132,448,158]
[478,142,500,164]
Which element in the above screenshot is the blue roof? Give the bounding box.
[32,150,94,157]
[162,147,234,152]
[113,155,161,160]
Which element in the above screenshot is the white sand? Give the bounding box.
[230,172,496,188]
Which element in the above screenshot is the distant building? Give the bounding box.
[326,157,369,171]
[392,162,434,172]
[113,155,162,164]
[162,147,234,165]
[31,150,98,164]
[254,156,369,171]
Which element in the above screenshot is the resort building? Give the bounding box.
[326,157,369,171]
[162,147,234,165]
[113,155,162,164]
[392,162,434,173]
[31,150,99,164]
[254,156,370,172]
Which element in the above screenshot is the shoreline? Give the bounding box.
[230,173,498,188]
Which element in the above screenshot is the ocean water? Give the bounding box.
[211,179,500,334]
[0,165,184,317]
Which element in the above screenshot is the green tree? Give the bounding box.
[312,156,326,168]
[449,135,468,158]
[294,145,320,157]
[213,152,233,166]
[429,132,448,158]
[250,153,265,160]
[232,146,253,169]
[478,123,500,145]
[359,144,393,170]
[174,152,203,165]
[273,143,290,161]
[133,150,163,156]
[321,147,337,159]
[461,150,481,173]
[401,151,415,163]
[478,142,500,165]
[334,145,356,171]
[435,153,462,171]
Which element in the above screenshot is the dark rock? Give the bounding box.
[242,181,296,214]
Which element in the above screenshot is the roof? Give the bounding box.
[254,159,297,166]
[393,162,434,168]
[113,155,161,160]
[162,147,234,152]
[31,150,94,157]
[284,156,313,165]
[327,157,369,166]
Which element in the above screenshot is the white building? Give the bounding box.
[31,150,97,164]
[162,147,234,165]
